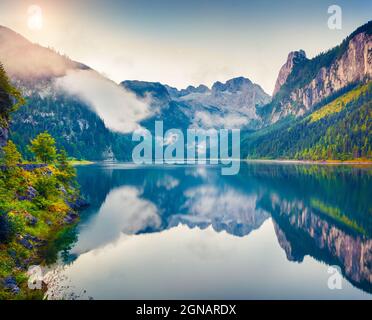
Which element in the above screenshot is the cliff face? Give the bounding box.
[273,50,306,96]
[271,27,372,122]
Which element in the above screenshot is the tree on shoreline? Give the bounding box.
[29,132,57,164]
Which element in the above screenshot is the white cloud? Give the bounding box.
[194,111,249,129]
[71,186,161,254]
[55,69,152,133]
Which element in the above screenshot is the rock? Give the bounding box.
[63,212,79,224]
[273,50,307,96]
[66,197,89,210]
[27,234,46,245]
[19,164,48,171]
[18,237,33,250]
[3,276,20,295]
[75,197,89,209]
[26,186,37,199]
[24,234,39,242]
[0,164,48,172]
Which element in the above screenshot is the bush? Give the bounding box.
[33,175,59,199]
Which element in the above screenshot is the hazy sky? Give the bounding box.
[0,0,371,94]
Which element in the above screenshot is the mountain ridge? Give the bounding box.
[263,20,372,123]
[122,76,271,130]
[0,21,371,161]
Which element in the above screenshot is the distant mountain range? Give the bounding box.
[122,77,270,130]
[0,21,371,161]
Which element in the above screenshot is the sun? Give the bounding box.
[27,5,43,30]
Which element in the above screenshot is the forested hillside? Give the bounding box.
[242,82,372,160]
[1,64,87,299]
[10,93,132,161]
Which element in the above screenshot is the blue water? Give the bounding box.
[48,162,372,299]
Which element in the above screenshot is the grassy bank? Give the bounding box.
[68,159,94,166]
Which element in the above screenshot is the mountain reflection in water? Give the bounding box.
[48,162,372,299]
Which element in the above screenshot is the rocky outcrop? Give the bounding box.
[17,186,38,201]
[273,50,306,96]
[2,276,20,294]
[295,33,370,111]
[271,24,372,122]
[0,164,48,171]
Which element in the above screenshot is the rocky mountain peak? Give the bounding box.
[179,84,210,96]
[212,76,253,92]
[272,50,307,96]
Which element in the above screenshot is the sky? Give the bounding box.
[0,0,371,94]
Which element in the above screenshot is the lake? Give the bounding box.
[46,162,372,299]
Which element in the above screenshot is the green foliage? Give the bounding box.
[33,174,59,200]
[309,83,370,122]
[243,82,372,160]
[310,198,366,234]
[10,93,132,161]
[55,149,76,185]
[0,63,25,124]
[0,64,84,299]
[0,141,26,193]
[1,140,22,167]
[29,132,57,164]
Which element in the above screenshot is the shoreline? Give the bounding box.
[245,159,372,165]
[74,159,372,166]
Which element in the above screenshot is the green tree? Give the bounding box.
[1,140,22,167]
[0,62,25,120]
[56,148,76,184]
[29,132,57,163]
[0,140,26,192]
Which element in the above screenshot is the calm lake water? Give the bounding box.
[47,162,372,299]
